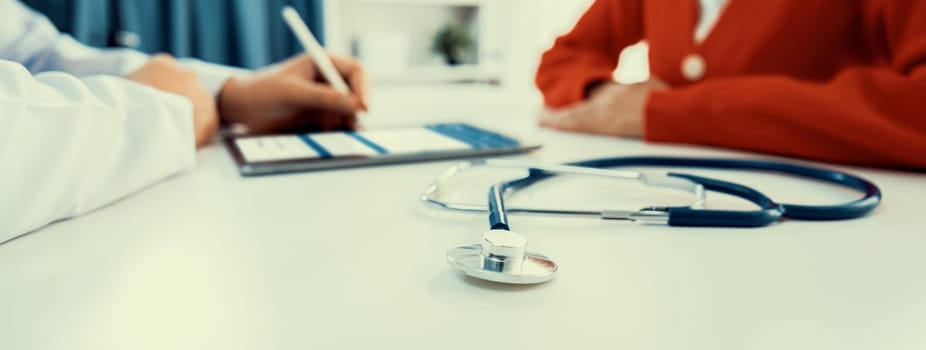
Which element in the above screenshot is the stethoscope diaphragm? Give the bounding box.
[446,230,557,285]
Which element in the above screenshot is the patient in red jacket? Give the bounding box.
[535,0,926,168]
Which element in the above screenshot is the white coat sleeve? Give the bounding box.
[0,0,250,96]
[0,60,197,241]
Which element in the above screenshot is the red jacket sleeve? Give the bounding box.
[646,1,926,168]
[535,0,644,108]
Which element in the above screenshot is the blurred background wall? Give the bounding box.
[22,0,326,69]
[21,0,648,105]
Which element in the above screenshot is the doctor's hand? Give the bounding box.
[217,54,369,134]
[538,79,669,138]
[128,54,219,148]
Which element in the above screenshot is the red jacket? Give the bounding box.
[536,0,926,168]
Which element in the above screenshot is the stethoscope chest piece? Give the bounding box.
[447,230,558,285]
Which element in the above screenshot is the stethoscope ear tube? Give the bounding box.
[766,165,882,220]
[426,156,883,229]
[566,157,882,221]
[664,173,783,227]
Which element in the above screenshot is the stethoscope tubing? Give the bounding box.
[500,157,881,222]
[438,156,883,286]
[493,171,785,228]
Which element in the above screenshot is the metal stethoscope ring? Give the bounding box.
[423,156,882,285]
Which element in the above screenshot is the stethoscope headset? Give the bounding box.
[422,156,882,285]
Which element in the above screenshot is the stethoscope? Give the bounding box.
[421,156,882,285]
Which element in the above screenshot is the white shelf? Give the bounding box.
[323,0,504,85]
[369,65,501,85]
[326,0,490,6]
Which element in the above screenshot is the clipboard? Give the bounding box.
[224,123,542,176]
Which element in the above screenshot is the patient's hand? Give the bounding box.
[539,79,668,138]
[218,54,369,134]
[129,54,218,148]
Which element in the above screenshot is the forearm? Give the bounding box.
[0,61,197,240]
[0,0,248,97]
[535,0,644,108]
[17,34,249,97]
[645,71,926,168]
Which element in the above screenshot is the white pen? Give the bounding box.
[282,6,351,95]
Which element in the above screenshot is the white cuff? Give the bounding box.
[179,59,254,96]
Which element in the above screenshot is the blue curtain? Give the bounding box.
[23,0,325,69]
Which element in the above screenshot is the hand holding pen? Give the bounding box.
[217,6,369,134]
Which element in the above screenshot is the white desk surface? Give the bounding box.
[1,86,924,349]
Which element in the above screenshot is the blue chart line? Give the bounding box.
[425,123,520,149]
[298,134,333,158]
[347,132,388,154]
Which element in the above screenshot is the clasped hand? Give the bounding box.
[539,79,668,138]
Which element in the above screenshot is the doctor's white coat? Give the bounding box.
[0,0,244,241]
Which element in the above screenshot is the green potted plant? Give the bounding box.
[432,23,473,66]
